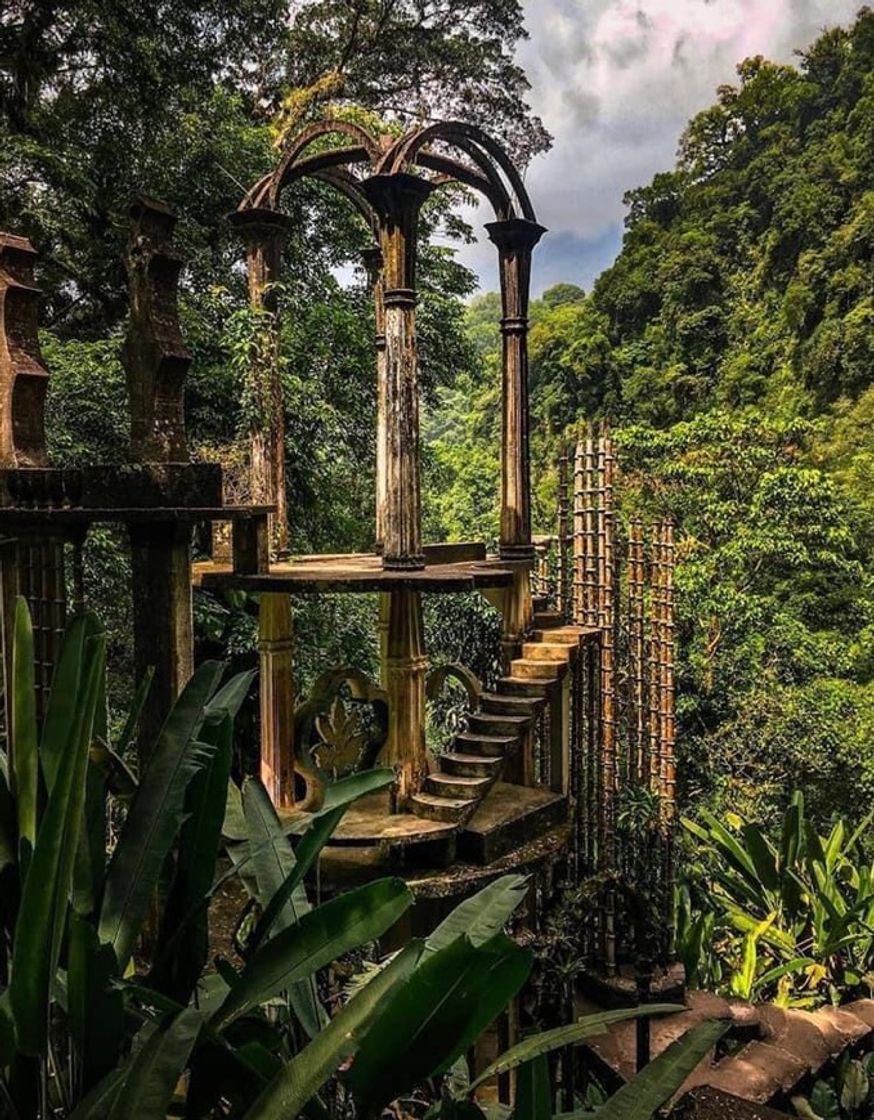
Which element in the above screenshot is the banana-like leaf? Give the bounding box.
[40,610,88,791]
[98,661,224,970]
[11,597,38,872]
[347,932,531,1115]
[113,666,155,759]
[205,669,256,721]
[469,1006,685,1091]
[68,911,126,1092]
[73,613,109,920]
[106,1006,203,1120]
[151,710,234,1003]
[515,1055,551,1120]
[426,874,528,956]
[593,1019,728,1120]
[211,876,413,1029]
[242,776,325,1037]
[242,941,424,1120]
[9,632,104,1055]
[248,805,345,954]
[740,824,779,893]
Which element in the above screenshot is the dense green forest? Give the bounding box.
[4,5,874,829]
[430,8,874,831]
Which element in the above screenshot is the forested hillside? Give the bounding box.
[427,8,874,827]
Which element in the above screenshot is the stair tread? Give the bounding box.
[469,713,531,725]
[429,773,491,788]
[442,751,502,766]
[496,677,548,690]
[482,691,539,705]
[457,729,522,741]
[411,792,476,809]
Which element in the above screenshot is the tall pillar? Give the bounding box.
[361,174,433,571]
[362,245,388,553]
[383,589,427,807]
[485,219,546,562]
[259,593,295,808]
[228,208,291,557]
[129,521,194,752]
[121,199,194,758]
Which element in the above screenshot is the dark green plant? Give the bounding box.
[680,791,874,1006]
[793,1052,874,1120]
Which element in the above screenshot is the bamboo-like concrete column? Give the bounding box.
[383,589,428,807]
[486,218,546,561]
[362,244,388,553]
[122,200,195,756]
[362,173,432,571]
[259,594,295,808]
[228,207,291,557]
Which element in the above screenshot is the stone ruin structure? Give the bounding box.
[2,117,872,1119]
[0,120,677,984]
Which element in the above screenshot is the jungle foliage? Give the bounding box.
[0,602,711,1119]
[429,9,874,834]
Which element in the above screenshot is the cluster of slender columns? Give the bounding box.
[235,170,545,810]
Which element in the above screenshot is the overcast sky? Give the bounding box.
[458,0,864,297]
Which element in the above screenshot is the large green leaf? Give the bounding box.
[593,1019,728,1120]
[73,613,109,920]
[515,1055,551,1120]
[40,610,89,791]
[426,874,528,956]
[346,932,531,1115]
[248,805,345,954]
[468,1006,684,1091]
[106,1006,203,1120]
[98,661,224,969]
[242,941,424,1120]
[241,776,324,1038]
[211,876,413,1029]
[11,596,38,872]
[68,911,125,1092]
[152,710,234,1002]
[9,631,104,1055]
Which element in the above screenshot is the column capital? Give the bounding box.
[485,217,548,254]
[360,172,434,220]
[227,206,291,247]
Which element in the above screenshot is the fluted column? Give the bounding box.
[228,207,291,557]
[258,593,295,808]
[362,244,388,552]
[383,589,427,807]
[361,174,433,571]
[486,218,546,561]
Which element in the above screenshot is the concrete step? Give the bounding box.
[459,782,569,864]
[468,711,531,737]
[521,642,574,662]
[531,627,589,643]
[426,772,493,800]
[495,677,550,699]
[510,659,565,681]
[409,792,475,824]
[480,691,543,716]
[440,751,503,779]
[454,730,518,757]
[534,610,564,629]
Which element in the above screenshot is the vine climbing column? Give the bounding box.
[229,207,291,557]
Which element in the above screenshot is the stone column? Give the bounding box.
[258,593,295,807]
[228,208,291,557]
[0,233,49,468]
[485,218,546,561]
[361,174,433,571]
[121,199,195,758]
[362,245,388,553]
[383,589,427,807]
[130,521,194,753]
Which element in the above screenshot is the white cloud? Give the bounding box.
[457,0,864,295]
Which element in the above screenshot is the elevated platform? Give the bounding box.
[193,542,525,595]
[296,781,568,881]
